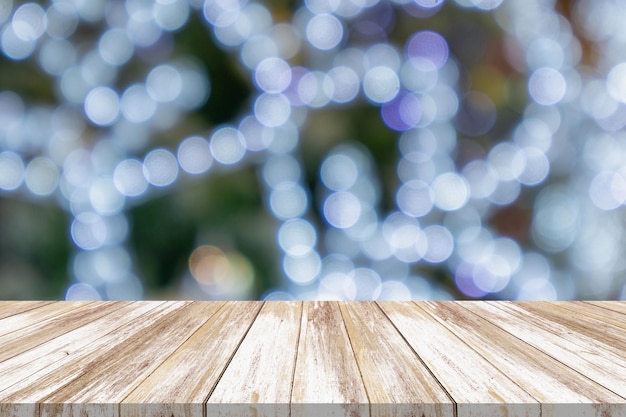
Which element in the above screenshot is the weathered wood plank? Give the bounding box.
[206,301,302,417]
[0,301,190,417]
[0,301,87,338]
[583,300,626,316]
[0,301,53,321]
[339,301,454,417]
[0,301,625,417]
[380,301,540,417]
[0,301,120,363]
[556,301,626,331]
[121,301,263,417]
[38,301,224,417]
[291,301,369,417]
[461,301,626,398]
[0,301,163,395]
[509,301,626,352]
[420,301,626,417]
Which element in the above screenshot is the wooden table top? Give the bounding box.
[0,301,624,417]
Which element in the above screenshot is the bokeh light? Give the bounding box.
[0,0,625,302]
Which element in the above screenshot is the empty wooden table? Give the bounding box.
[0,301,625,417]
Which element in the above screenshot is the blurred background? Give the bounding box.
[0,0,625,301]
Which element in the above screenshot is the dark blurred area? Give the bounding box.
[0,0,625,301]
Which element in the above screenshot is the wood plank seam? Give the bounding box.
[198,301,266,417]
[457,301,626,403]
[411,302,551,414]
[375,302,460,417]
[338,301,373,417]
[288,301,304,417]
[115,300,230,417]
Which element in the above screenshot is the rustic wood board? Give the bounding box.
[0,301,624,417]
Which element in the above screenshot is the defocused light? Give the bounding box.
[65,283,102,300]
[589,171,625,210]
[528,67,566,105]
[271,22,301,58]
[270,181,308,219]
[263,155,301,187]
[174,66,210,109]
[350,267,382,300]
[126,13,162,47]
[189,245,254,296]
[284,250,321,284]
[254,93,291,127]
[365,43,401,72]
[12,3,46,41]
[327,65,360,103]
[488,142,525,181]
[45,2,78,39]
[400,58,438,93]
[1,24,36,60]
[113,159,149,197]
[106,274,144,300]
[306,14,343,50]
[406,30,448,69]
[210,127,246,165]
[422,225,453,263]
[607,62,626,104]
[321,153,358,191]
[203,0,244,27]
[377,281,412,300]
[146,64,183,103]
[532,185,580,252]
[98,28,134,66]
[24,157,59,196]
[121,84,157,123]
[305,0,340,14]
[526,37,564,70]
[297,71,334,108]
[153,0,190,31]
[0,151,24,191]
[178,136,212,174]
[515,147,550,186]
[517,278,557,300]
[279,218,317,256]
[363,66,400,103]
[38,39,76,76]
[89,176,125,215]
[381,91,422,131]
[84,87,120,126]
[143,148,178,187]
[323,191,361,228]
[71,212,107,250]
[240,34,278,69]
[462,160,497,199]
[239,116,274,151]
[471,0,503,11]
[432,172,469,211]
[396,180,433,217]
[255,57,291,93]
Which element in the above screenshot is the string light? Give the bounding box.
[1,0,625,301]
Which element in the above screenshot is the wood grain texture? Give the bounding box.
[420,301,625,417]
[291,301,369,417]
[379,301,540,417]
[206,301,302,417]
[121,301,263,417]
[0,301,625,417]
[339,302,454,417]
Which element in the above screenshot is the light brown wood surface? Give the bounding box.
[0,301,624,417]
